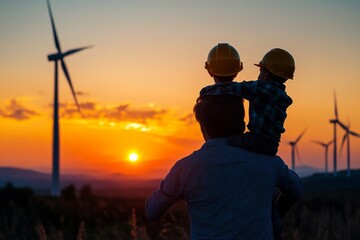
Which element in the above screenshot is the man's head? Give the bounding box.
[194,95,245,140]
[205,43,243,83]
[255,48,295,82]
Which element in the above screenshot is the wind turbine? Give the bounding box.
[312,140,333,174]
[329,91,342,177]
[288,128,306,171]
[46,0,90,196]
[339,122,360,177]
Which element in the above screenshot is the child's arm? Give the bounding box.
[199,81,257,100]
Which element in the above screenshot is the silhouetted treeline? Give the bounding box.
[0,183,142,239]
[0,182,359,239]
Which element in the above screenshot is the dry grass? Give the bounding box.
[3,184,359,240]
[76,221,85,240]
[130,208,138,240]
[38,225,47,240]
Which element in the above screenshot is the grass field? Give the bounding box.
[1,175,360,240]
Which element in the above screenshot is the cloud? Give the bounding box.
[0,99,39,121]
[124,109,168,123]
[179,113,196,125]
[80,102,97,110]
[59,101,169,123]
[166,135,201,147]
[57,101,197,135]
[102,104,129,120]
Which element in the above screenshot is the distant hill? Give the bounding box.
[2,167,360,197]
[302,169,360,193]
[0,167,161,197]
[293,165,322,178]
[0,167,49,186]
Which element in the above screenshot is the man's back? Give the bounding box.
[200,80,293,142]
[146,138,302,239]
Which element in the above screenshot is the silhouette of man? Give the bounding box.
[146,95,302,239]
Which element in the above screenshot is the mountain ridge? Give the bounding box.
[1,166,360,196]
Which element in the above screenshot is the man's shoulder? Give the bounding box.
[184,140,247,163]
[172,149,203,168]
[243,151,285,164]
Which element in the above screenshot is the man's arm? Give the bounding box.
[275,191,298,217]
[199,81,257,100]
[275,157,303,202]
[145,160,186,220]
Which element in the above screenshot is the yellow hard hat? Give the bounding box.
[255,48,295,79]
[205,43,243,76]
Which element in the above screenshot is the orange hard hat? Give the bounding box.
[205,43,243,76]
[255,48,295,79]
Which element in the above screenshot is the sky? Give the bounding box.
[1,0,360,179]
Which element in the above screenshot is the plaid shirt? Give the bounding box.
[199,80,293,142]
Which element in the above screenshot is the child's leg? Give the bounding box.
[227,132,279,155]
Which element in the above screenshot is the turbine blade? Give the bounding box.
[340,133,348,155]
[60,59,81,112]
[47,0,61,52]
[312,140,325,146]
[63,46,92,58]
[326,140,333,146]
[334,90,338,119]
[295,128,307,143]
[337,120,348,131]
[349,130,360,137]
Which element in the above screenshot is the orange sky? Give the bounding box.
[1,1,360,178]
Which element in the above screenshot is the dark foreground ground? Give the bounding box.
[1,175,360,240]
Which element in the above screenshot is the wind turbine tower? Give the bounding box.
[46,0,90,196]
[338,122,360,177]
[288,129,306,171]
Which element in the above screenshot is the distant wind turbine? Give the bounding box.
[338,122,360,177]
[46,0,90,196]
[329,91,344,177]
[288,128,306,171]
[312,140,333,174]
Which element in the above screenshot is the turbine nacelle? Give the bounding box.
[48,46,91,61]
[312,140,333,148]
[48,52,63,61]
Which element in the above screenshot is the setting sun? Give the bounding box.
[129,152,139,162]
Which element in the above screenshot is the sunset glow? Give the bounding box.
[129,153,139,162]
[0,1,360,179]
